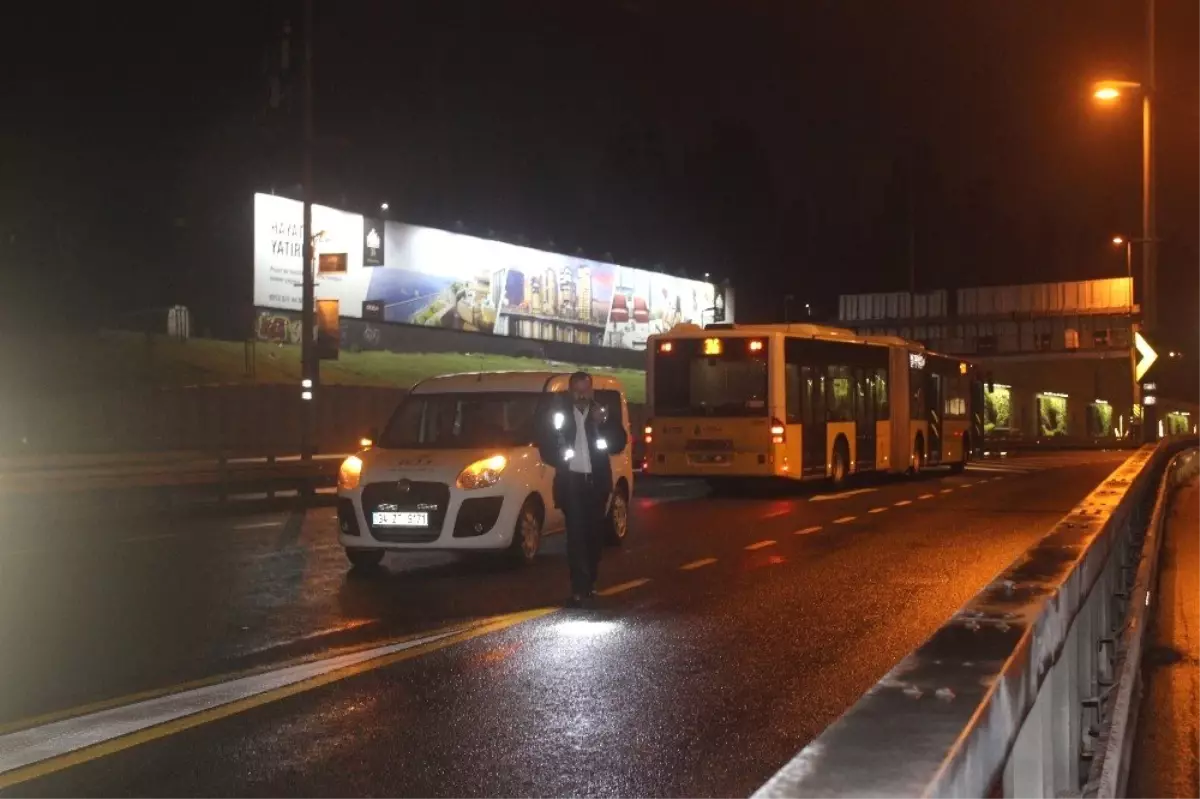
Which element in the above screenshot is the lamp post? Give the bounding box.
[1111,235,1131,286]
[299,0,316,461]
[1092,0,1155,332]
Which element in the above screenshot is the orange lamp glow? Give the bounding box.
[1093,87,1120,101]
[658,341,673,353]
[1112,236,1125,245]
[748,339,764,353]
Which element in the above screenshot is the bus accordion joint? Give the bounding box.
[770,417,786,444]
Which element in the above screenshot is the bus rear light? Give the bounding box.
[770,417,785,444]
[643,423,653,445]
[658,341,674,353]
[703,337,723,356]
[748,339,764,353]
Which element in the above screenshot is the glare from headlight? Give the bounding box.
[457,454,508,490]
[338,455,364,490]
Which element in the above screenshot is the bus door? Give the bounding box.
[801,365,826,477]
[925,370,944,464]
[970,377,985,457]
[783,360,803,477]
[854,367,876,470]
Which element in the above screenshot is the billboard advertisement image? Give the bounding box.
[254,193,725,351]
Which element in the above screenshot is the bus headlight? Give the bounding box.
[457,454,508,490]
[338,455,364,491]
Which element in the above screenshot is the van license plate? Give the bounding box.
[373,511,429,527]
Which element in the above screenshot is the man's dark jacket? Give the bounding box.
[537,395,628,509]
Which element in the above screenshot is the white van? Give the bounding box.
[336,371,634,568]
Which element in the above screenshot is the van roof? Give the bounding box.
[410,370,627,395]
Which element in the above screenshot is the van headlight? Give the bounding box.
[338,455,364,490]
[456,454,507,490]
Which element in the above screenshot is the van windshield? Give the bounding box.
[379,392,543,449]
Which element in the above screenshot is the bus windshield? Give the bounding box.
[653,338,768,417]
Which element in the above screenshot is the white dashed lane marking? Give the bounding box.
[868,507,888,514]
[745,540,777,551]
[680,558,717,571]
[597,579,652,597]
[810,488,877,502]
[794,526,822,536]
[894,500,912,507]
[918,494,935,500]
[833,516,856,525]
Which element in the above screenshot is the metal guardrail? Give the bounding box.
[0,451,348,503]
[754,435,1199,799]
[1086,445,1198,797]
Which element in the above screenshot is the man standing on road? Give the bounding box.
[541,371,627,606]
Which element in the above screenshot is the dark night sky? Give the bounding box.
[2,1,1196,388]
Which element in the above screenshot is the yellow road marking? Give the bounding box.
[868,507,887,514]
[679,558,718,571]
[940,488,954,494]
[894,500,912,507]
[0,609,553,789]
[596,578,651,596]
[918,494,935,500]
[833,516,856,524]
[794,526,822,536]
[0,618,490,738]
[745,540,777,551]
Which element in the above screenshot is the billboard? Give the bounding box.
[254,193,726,351]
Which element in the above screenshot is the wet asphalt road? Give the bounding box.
[0,451,1131,797]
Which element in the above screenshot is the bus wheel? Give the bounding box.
[830,440,850,488]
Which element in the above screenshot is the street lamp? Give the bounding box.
[1111,235,1132,287]
[380,202,389,212]
[1090,1,1155,331]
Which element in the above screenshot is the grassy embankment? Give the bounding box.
[4,331,647,403]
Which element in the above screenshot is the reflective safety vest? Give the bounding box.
[552,410,610,462]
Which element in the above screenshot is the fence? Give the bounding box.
[1,384,650,461]
[754,435,1199,798]
[1,385,405,456]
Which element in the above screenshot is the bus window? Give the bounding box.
[652,338,768,417]
[785,363,801,424]
[827,365,853,422]
[873,368,889,420]
[944,374,969,418]
[910,365,925,420]
[853,367,868,424]
[803,366,825,424]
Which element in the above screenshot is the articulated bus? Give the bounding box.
[644,323,983,486]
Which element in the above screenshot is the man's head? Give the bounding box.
[568,371,593,411]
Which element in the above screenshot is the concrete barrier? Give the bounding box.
[754,435,1199,799]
